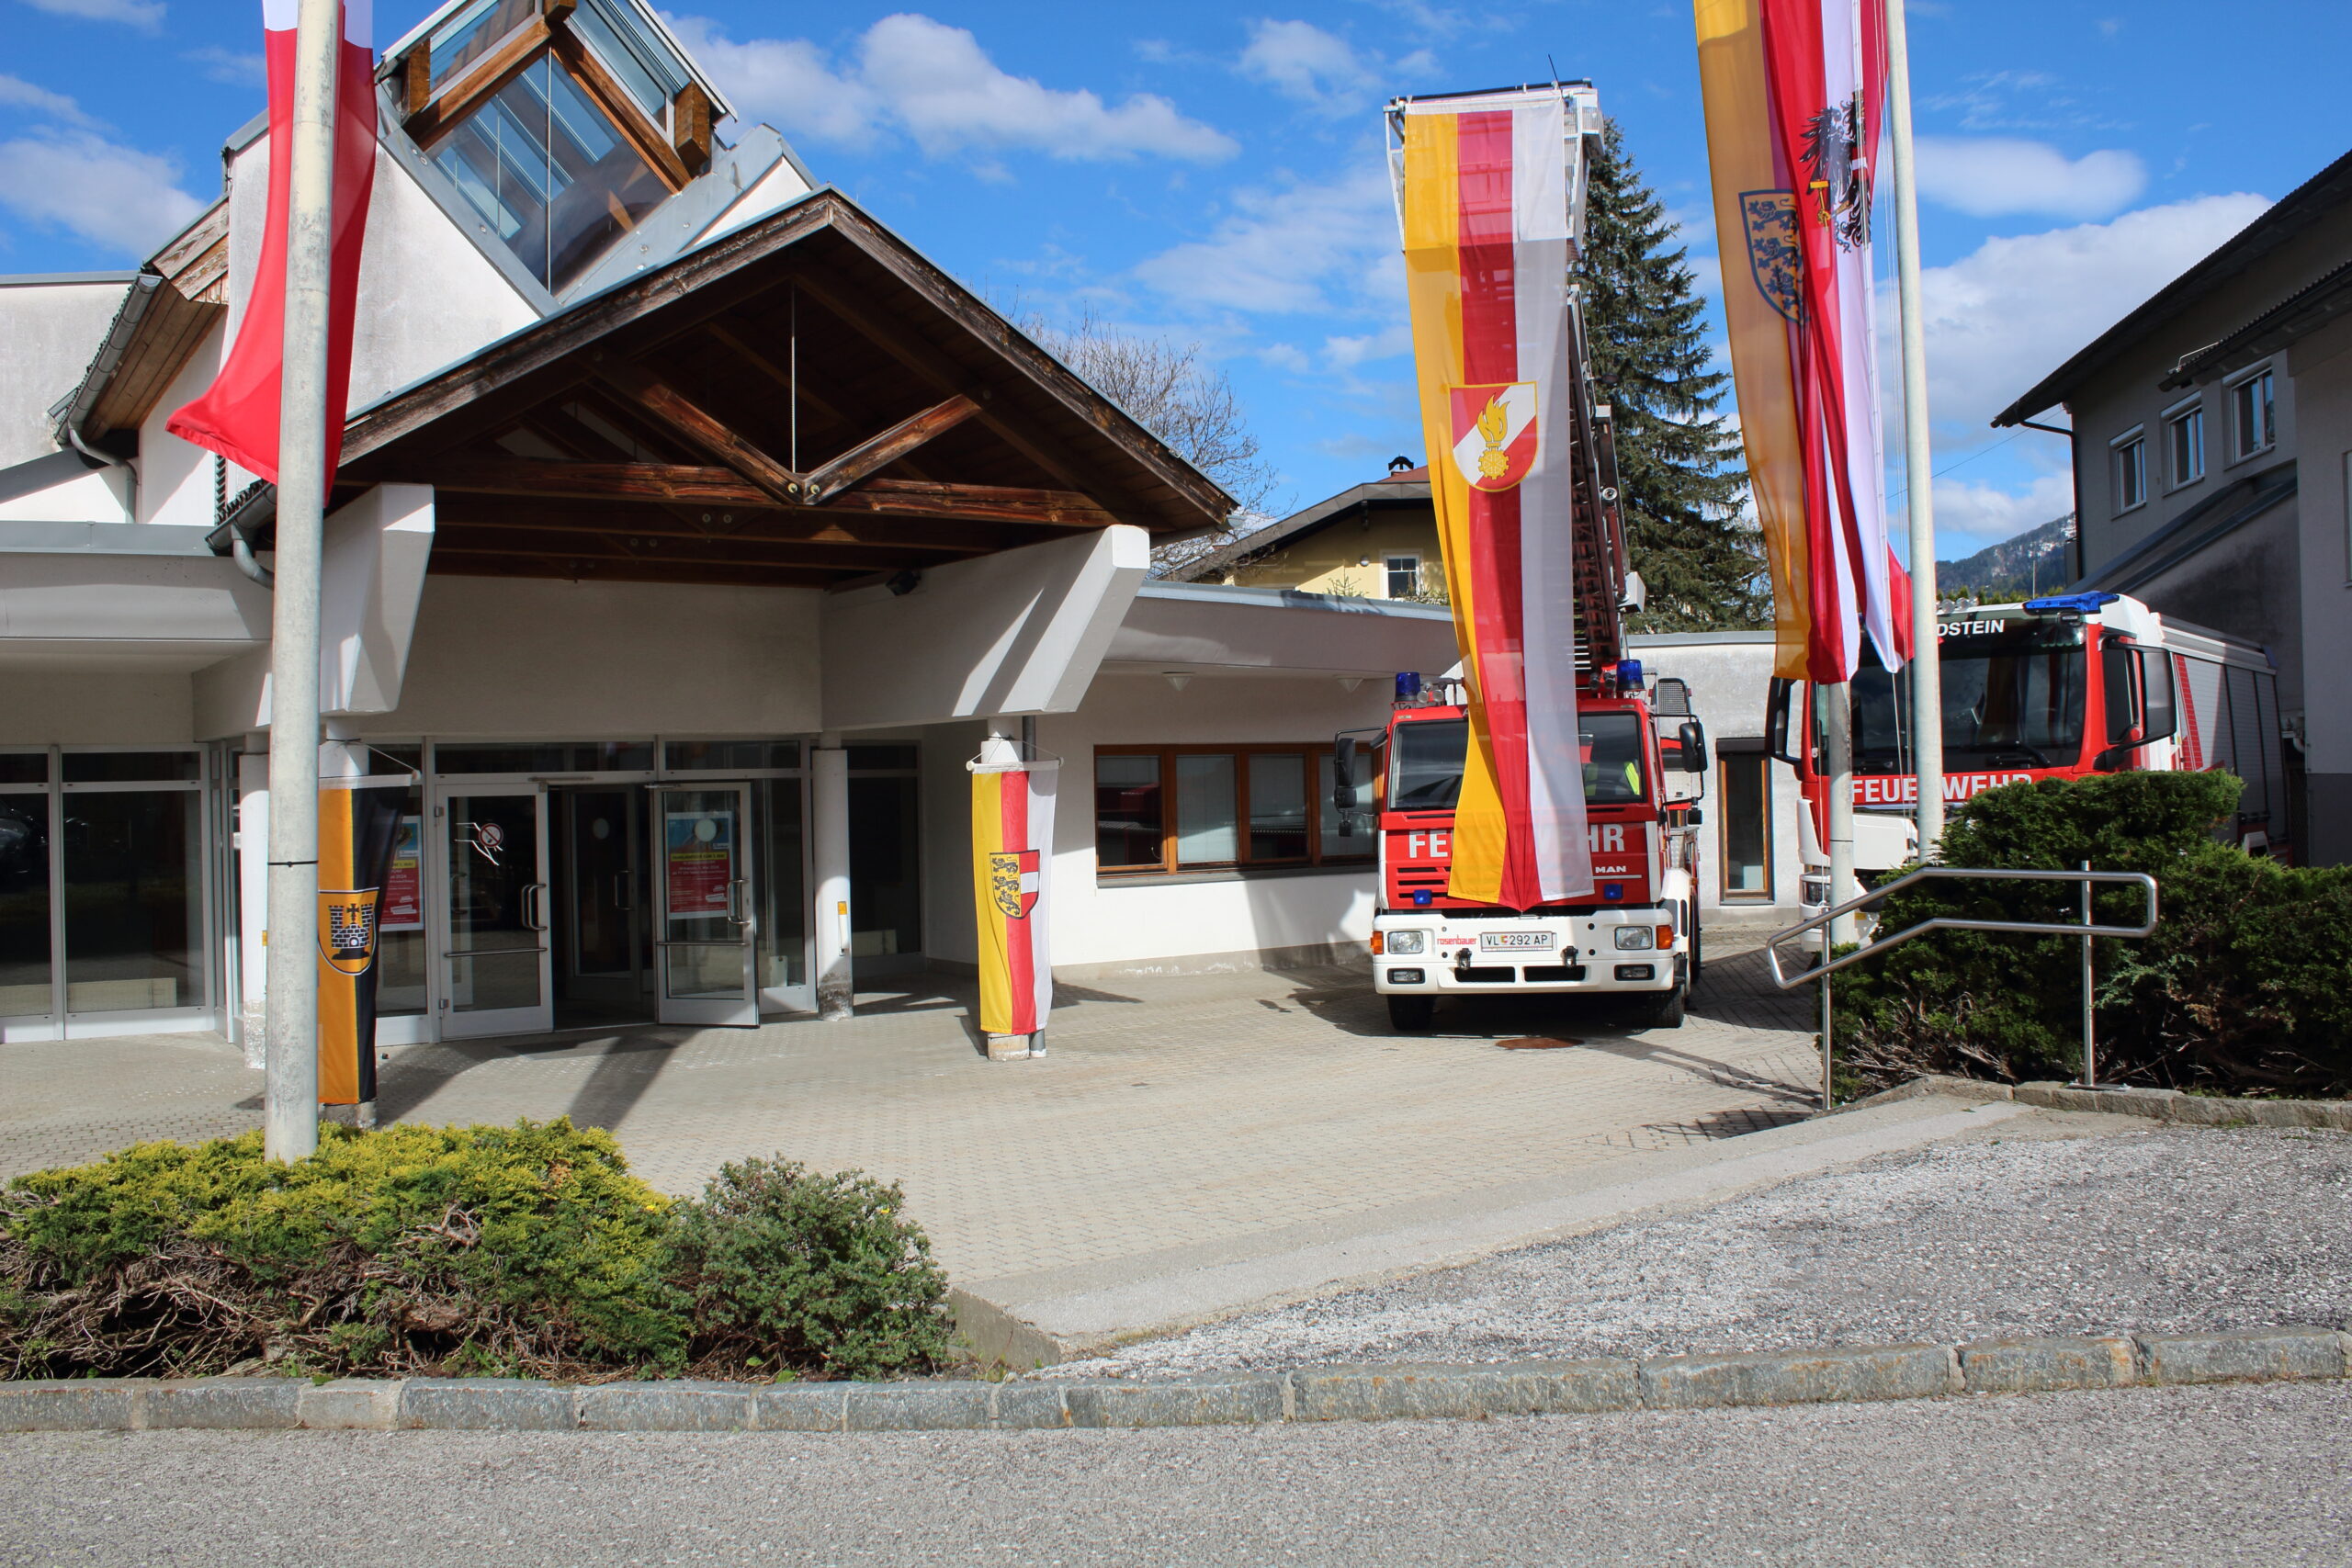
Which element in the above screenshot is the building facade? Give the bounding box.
[1996,147,2352,861]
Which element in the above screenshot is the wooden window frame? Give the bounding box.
[1094,743,1374,878]
[403,17,690,192]
[1714,743,1774,904]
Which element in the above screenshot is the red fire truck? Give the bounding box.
[1770,589,2294,917]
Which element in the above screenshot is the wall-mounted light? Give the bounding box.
[1162,671,1192,692]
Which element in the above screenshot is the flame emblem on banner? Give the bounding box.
[1447,382,1539,492]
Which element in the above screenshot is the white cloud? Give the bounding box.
[1930,470,2075,554]
[1239,20,1375,108]
[0,130,204,254]
[1901,193,2272,438]
[1323,321,1411,368]
[1915,137,2146,220]
[17,0,162,28]
[185,45,266,87]
[1134,164,1397,314]
[0,73,98,128]
[661,11,1235,164]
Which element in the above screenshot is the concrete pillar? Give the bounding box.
[235,747,271,1067]
[811,738,854,1021]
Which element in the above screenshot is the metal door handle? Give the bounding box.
[728,877,752,929]
[523,882,550,931]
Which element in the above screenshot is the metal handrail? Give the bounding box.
[1764,865,2160,1111]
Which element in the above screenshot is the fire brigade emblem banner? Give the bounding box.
[316,772,409,1106]
[1395,87,1595,910]
[1448,383,1540,491]
[968,760,1056,1038]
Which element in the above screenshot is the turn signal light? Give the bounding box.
[1371,931,1385,956]
[1657,924,1674,948]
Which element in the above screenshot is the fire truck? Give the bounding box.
[1332,345,1713,1034]
[1770,589,2295,917]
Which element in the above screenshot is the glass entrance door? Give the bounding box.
[557,788,648,1022]
[438,786,552,1039]
[654,784,756,1026]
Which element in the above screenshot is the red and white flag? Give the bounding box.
[168,0,376,493]
[1756,0,1910,679]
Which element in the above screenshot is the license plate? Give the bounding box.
[1480,931,1555,951]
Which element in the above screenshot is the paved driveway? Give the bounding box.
[0,946,1817,1317]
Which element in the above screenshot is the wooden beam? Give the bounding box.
[551,29,690,189]
[673,81,713,169]
[589,356,803,505]
[401,44,431,118]
[414,457,1118,526]
[402,18,550,144]
[801,395,978,503]
[437,528,968,572]
[428,551,840,590]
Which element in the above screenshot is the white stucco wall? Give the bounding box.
[135,320,243,528]
[0,671,194,744]
[0,277,130,468]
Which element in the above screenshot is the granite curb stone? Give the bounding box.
[1958,1336,2138,1395]
[1842,1073,2352,1132]
[3,1328,2346,1433]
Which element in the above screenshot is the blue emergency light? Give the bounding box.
[2023,592,2120,617]
[1603,883,1623,901]
[1395,671,1423,701]
[1614,659,1643,693]
[1412,889,1434,907]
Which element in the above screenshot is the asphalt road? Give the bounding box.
[6,1382,2348,1567]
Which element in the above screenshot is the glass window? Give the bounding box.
[754,778,806,991]
[0,794,50,1018]
[1385,555,1421,598]
[0,753,48,785]
[2166,403,2204,487]
[431,52,666,292]
[2233,369,2276,459]
[1390,717,1466,811]
[847,745,920,773]
[435,741,653,773]
[1318,750,1374,858]
[428,0,538,90]
[570,0,682,118]
[848,775,922,961]
[2112,433,2145,512]
[377,780,428,1019]
[663,740,800,773]
[1247,753,1309,861]
[1175,754,1238,865]
[1720,750,1771,899]
[1579,714,1649,804]
[1095,755,1163,869]
[62,750,200,784]
[62,789,202,1015]
[1847,621,2088,774]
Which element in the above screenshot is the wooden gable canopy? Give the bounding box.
[331,191,1234,590]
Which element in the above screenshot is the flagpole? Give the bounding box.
[1822,681,1859,945]
[262,0,344,1163]
[1884,0,1945,855]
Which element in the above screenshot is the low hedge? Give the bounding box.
[0,1119,953,1382]
[1833,770,2352,1098]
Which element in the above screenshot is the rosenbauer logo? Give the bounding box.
[1853,773,2037,807]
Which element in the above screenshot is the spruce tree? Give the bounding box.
[1576,120,1768,632]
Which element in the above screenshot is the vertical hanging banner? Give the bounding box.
[316,771,408,1106]
[1695,0,1912,682]
[166,0,376,492]
[1394,87,1594,910]
[968,760,1057,1038]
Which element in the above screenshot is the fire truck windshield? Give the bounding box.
[1838,620,2088,773]
[1389,713,1648,808]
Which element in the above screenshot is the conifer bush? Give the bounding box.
[0,1119,955,1382]
[1834,771,2352,1096]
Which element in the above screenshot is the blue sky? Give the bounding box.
[3,0,2347,560]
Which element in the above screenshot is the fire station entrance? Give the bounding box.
[408,740,822,1043]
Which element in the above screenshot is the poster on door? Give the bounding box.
[380,815,424,931]
[665,810,736,920]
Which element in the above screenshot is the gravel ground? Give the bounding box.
[1055,1123,2352,1375]
[5,1383,2348,1566]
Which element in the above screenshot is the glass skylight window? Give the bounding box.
[431,51,665,292]
[428,0,537,90]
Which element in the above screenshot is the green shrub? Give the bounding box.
[1,1122,957,1382]
[662,1157,953,1381]
[1835,771,2352,1096]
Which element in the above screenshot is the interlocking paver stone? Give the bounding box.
[0,942,1815,1290]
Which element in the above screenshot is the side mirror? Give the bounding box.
[2138,647,2177,745]
[1765,679,1803,767]
[1679,720,1710,773]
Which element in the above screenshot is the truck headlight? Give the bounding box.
[1613,926,1654,951]
[1385,929,1426,955]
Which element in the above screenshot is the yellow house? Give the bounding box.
[1179,459,1442,601]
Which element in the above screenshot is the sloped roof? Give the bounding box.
[1171,467,1431,582]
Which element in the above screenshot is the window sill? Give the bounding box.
[2112,500,2147,518]
[2224,445,2277,469]
[1099,863,1374,889]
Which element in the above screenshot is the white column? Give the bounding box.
[1822,682,1860,946]
[811,738,853,1021]
[236,747,271,1068]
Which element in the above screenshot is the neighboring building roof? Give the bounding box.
[2071,461,2298,597]
[1171,466,1431,581]
[1993,145,2352,426]
[2160,256,2352,389]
